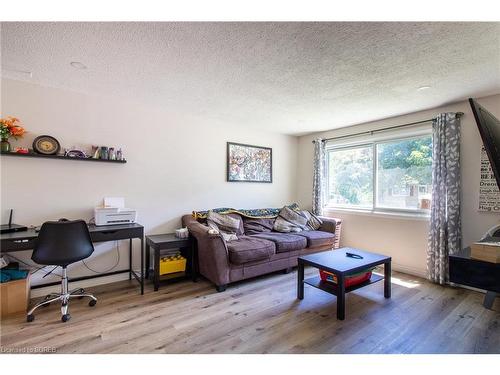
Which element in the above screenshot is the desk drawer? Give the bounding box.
[90,227,143,242]
[1,238,37,252]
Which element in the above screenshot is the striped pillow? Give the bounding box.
[273,206,308,233]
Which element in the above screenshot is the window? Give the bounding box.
[326,134,432,214]
[328,144,373,209]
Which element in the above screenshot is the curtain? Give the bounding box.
[312,139,326,215]
[427,113,462,285]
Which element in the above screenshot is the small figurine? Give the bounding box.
[92,145,100,159]
[64,147,88,158]
[100,146,108,160]
[14,147,29,154]
[116,148,123,161]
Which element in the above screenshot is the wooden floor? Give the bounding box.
[1,267,499,354]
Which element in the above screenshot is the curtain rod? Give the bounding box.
[312,112,464,143]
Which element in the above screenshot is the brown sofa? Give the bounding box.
[182,213,342,292]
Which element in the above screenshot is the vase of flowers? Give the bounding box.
[0,116,26,152]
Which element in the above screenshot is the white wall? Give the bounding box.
[297,94,500,277]
[0,78,298,291]
[2,77,499,291]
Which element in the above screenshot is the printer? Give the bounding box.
[94,197,138,226]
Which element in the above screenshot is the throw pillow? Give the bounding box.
[206,210,239,242]
[301,210,323,230]
[273,206,308,233]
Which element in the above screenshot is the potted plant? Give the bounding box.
[0,116,26,152]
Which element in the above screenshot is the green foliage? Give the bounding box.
[378,136,432,187]
[329,146,373,206]
[378,137,432,169]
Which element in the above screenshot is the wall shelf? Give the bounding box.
[0,151,126,163]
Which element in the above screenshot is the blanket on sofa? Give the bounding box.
[192,203,300,219]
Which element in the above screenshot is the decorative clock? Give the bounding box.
[32,135,61,155]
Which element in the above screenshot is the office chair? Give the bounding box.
[27,219,98,323]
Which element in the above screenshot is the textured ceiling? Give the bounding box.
[1,22,499,135]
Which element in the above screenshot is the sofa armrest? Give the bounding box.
[318,216,342,249]
[181,215,231,286]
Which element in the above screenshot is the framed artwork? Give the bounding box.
[227,142,272,183]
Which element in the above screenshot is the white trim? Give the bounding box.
[323,206,430,221]
[391,262,427,279]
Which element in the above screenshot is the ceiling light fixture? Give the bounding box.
[417,86,431,91]
[70,61,87,70]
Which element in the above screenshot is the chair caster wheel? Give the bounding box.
[88,299,97,307]
[61,314,71,322]
[27,314,35,322]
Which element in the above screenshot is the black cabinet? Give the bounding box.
[449,245,499,309]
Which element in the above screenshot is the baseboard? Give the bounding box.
[390,263,427,279]
[30,273,131,298]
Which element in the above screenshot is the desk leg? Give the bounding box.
[154,247,160,292]
[483,291,497,309]
[140,237,144,295]
[129,239,133,280]
[337,274,346,320]
[297,260,304,300]
[145,243,150,280]
[191,240,197,282]
[384,261,391,299]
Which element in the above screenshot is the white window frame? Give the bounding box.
[324,127,432,218]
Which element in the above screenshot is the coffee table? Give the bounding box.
[297,247,391,320]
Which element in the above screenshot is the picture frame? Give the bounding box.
[226,142,272,183]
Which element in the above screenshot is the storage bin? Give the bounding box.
[319,269,372,288]
[159,255,187,275]
[471,242,500,263]
[1,273,30,318]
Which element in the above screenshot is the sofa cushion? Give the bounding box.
[251,232,307,253]
[227,236,275,265]
[294,230,335,248]
[243,217,275,235]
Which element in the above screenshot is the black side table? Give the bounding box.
[145,234,197,291]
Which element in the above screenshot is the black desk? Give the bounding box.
[0,223,145,295]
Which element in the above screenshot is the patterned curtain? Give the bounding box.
[427,113,462,285]
[312,139,326,215]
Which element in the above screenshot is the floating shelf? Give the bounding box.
[0,151,126,163]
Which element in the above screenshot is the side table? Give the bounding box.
[145,234,197,291]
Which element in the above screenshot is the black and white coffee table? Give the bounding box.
[297,247,391,320]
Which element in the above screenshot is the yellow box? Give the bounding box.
[159,255,187,275]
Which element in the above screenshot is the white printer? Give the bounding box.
[94,197,138,226]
